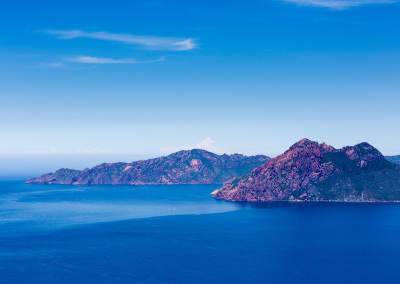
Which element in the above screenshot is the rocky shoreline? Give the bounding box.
[215,139,400,202]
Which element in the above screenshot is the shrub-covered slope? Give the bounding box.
[26,149,270,185]
[215,139,400,202]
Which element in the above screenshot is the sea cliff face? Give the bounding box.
[26,149,270,185]
[215,139,400,202]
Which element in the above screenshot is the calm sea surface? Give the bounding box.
[1,181,400,283]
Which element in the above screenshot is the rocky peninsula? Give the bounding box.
[215,139,400,202]
[26,149,269,185]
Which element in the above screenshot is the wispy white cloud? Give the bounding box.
[65,56,164,64]
[160,137,227,155]
[45,30,197,51]
[281,0,398,8]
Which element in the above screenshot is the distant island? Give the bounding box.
[385,155,400,165]
[26,149,269,185]
[214,139,400,202]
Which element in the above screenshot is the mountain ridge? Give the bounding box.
[386,155,400,165]
[26,149,270,185]
[215,139,400,202]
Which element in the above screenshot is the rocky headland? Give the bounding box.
[215,139,400,202]
[26,149,270,185]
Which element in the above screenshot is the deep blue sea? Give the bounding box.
[1,181,400,283]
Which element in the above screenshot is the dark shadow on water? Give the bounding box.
[235,201,292,209]
[213,199,292,209]
[214,198,400,210]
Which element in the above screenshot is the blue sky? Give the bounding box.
[1,0,400,176]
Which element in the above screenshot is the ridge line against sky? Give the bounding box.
[281,0,398,8]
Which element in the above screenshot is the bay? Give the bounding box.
[1,181,400,283]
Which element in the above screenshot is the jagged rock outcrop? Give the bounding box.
[215,139,400,202]
[26,149,270,185]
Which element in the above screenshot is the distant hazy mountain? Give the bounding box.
[385,155,400,165]
[215,139,400,202]
[26,149,270,185]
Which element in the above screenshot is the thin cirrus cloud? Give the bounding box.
[45,29,197,51]
[65,56,165,64]
[281,0,398,8]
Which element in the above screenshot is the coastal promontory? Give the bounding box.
[26,149,270,185]
[215,139,400,202]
